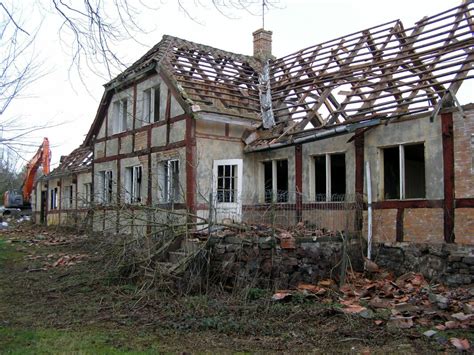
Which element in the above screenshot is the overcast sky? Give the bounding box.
[4,0,472,169]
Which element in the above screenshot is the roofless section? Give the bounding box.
[247,2,474,151]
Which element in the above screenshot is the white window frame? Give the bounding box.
[381,143,426,200]
[83,182,92,206]
[125,165,142,204]
[112,99,128,134]
[213,159,243,208]
[99,170,113,204]
[313,153,346,202]
[158,159,180,203]
[50,187,58,210]
[142,86,160,124]
[261,159,289,203]
[64,185,73,208]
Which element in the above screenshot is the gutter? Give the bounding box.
[244,118,381,153]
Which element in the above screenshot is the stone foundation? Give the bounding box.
[374,242,474,286]
[207,232,365,289]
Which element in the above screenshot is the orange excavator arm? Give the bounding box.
[22,137,50,203]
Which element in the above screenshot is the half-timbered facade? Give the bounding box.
[34,3,474,244]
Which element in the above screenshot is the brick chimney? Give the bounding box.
[253,28,273,60]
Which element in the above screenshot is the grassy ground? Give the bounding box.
[0,224,463,353]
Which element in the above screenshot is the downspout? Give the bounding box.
[365,161,373,260]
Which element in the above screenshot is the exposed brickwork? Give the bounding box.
[403,208,444,243]
[253,29,272,60]
[453,112,474,199]
[134,131,148,151]
[454,208,474,245]
[363,209,397,243]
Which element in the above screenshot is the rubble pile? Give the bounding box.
[272,270,473,351]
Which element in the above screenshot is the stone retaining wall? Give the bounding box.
[207,232,364,289]
[205,232,473,289]
[374,242,474,286]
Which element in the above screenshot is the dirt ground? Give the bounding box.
[0,224,470,353]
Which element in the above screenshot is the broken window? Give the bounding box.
[158,159,180,203]
[112,99,128,134]
[99,170,113,204]
[383,143,425,200]
[217,164,237,203]
[50,187,58,210]
[125,166,142,204]
[263,159,288,203]
[314,153,346,201]
[143,86,160,124]
[64,185,73,208]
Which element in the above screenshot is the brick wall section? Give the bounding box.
[453,111,474,199]
[454,208,474,245]
[363,209,397,243]
[403,208,444,243]
[134,131,148,151]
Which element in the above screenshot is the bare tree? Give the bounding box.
[0,0,279,159]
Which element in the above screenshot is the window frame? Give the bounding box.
[261,159,289,203]
[313,152,346,202]
[381,143,426,200]
[158,159,180,203]
[213,159,243,208]
[64,185,73,209]
[50,187,58,210]
[142,85,160,124]
[83,182,92,206]
[125,165,143,204]
[99,170,113,204]
[112,98,128,134]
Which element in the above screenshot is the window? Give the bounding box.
[158,160,180,203]
[99,170,113,204]
[50,187,58,210]
[83,183,92,206]
[142,86,160,124]
[64,185,73,208]
[217,164,238,203]
[263,159,288,203]
[125,165,142,204]
[314,153,346,201]
[112,99,128,134]
[383,143,425,200]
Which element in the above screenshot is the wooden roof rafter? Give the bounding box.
[249,2,474,149]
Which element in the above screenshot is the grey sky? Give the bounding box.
[4,0,471,169]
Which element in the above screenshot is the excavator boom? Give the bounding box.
[22,137,50,203]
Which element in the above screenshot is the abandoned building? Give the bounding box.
[32,3,473,246]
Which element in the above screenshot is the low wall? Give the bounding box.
[207,232,364,289]
[374,242,474,286]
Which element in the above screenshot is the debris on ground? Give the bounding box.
[271,270,474,351]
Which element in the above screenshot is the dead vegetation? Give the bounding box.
[0,223,472,353]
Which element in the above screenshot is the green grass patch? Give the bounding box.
[0,327,162,354]
[0,239,23,266]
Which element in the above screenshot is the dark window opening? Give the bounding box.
[263,161,273,203]
[122,99,128,130]
[153,85,161,122]
[384,147,400,199]
[331,153,346,201]
[276,160,288,202]
[404,144,425,198]
[314,155,326,201]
